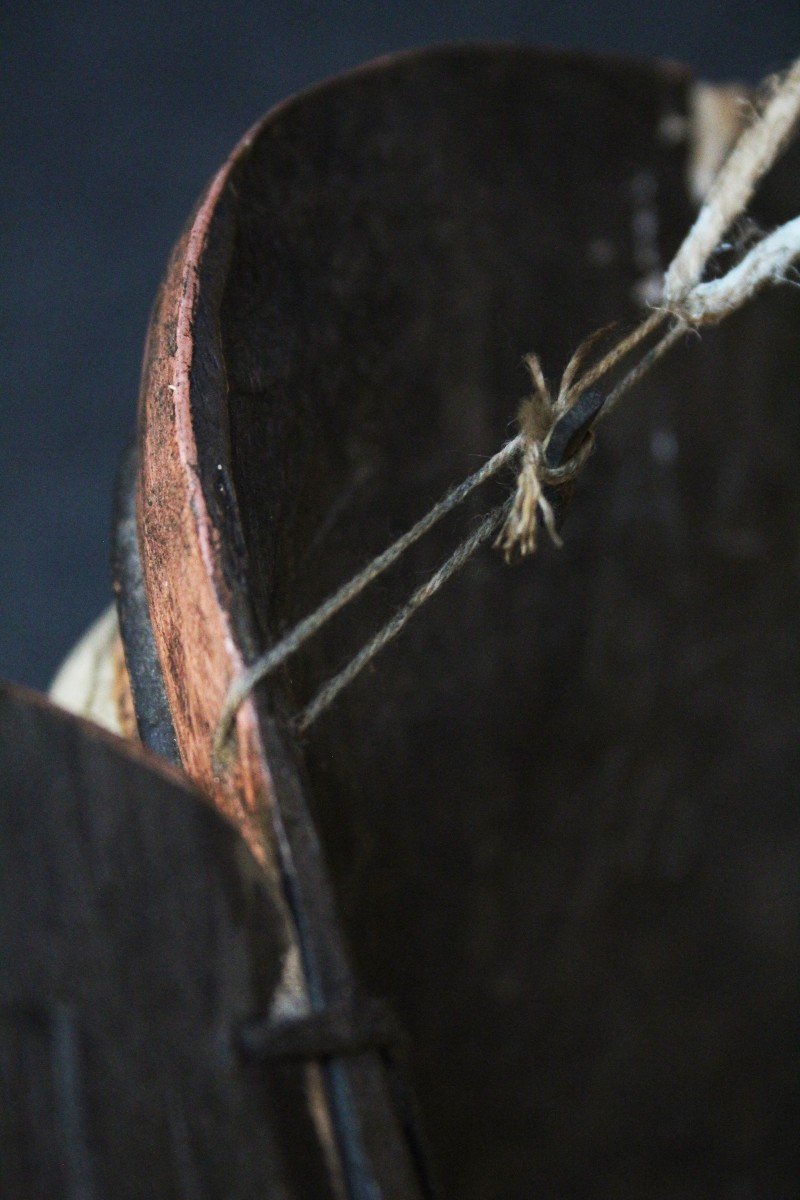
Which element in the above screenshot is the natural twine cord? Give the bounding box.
[214,53,800,762]
[296,506,510,732]
[663,56,800,304]
[217,437,523,739]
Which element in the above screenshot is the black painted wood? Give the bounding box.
[0,682,338,1200]
[125,46,800,1198]
[217,48,800,1198]
[113,441,180,764]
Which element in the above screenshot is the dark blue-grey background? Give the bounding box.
[2,1,799,689]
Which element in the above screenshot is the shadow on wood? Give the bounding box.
[0,682,346,1199]
[125,46,800,1198]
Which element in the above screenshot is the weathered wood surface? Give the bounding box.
[0,681,342,1199]
[130,45,800,1197]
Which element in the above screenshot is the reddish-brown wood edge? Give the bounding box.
[133,41,715,872]
[136,123,275,864]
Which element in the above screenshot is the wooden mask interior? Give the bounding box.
[219,48,800,1197]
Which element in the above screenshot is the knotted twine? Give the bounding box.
[214,54,800,761]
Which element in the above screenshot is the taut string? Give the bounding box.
[214,53,800,763]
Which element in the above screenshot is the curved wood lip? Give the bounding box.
[4,677,197,801]
[5,674,277,894]
[132,44,707,1194]
[135,49,616,1197]
[135,40,694,851]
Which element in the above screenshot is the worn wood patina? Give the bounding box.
[120,46,800,1197]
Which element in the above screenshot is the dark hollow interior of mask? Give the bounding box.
[221,48,800,1197]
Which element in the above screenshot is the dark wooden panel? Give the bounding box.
[0,682,337,1200]
[130,45,800,1197]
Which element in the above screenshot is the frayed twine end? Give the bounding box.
[497,320,663,561]
[495,348,588,562]
[494,396,562,562]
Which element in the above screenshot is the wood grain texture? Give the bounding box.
[132,45,800,1197]
[0,681,344,1199]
